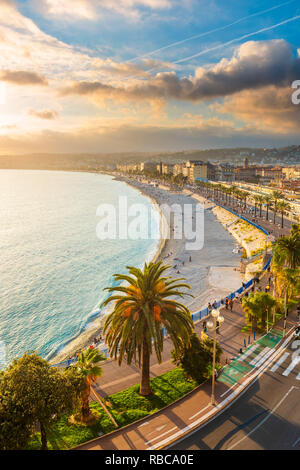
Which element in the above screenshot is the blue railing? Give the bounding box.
[51,204,272,368]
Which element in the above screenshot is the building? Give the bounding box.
[140,161,157,173]
[161,163,174,175]
[186,160,208,183]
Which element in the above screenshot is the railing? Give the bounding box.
[51,203,272,368]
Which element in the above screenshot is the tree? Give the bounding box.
[242,295,260,332]
[242,292,277,331]
[274,233,300,269]
[255,195,265,218]
[0,353,80,450]
[171,332,222,383]
[291,223,300,236]
[103,261,194,396]
[277,200,291,229]
[263,195,272,221]
[70,348,105,422]
[271,190,283,225]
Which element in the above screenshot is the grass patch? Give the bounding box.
[27,368,199,450]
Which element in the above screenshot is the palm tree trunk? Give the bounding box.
[260,204,262,217]
[40,422,48,451]
[266,205,269,220]
[140,337,152,396]
[81,385,91,420]
[281,211,284,229]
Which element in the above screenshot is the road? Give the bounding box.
[169,338,300,450]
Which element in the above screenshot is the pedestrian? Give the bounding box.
[229,299,233,311]
[208,302,212,313]
[242,282,246,290]
[225,297,229,310]
[203,320,207,333]
[189,256,192,262]
[213,300,217,309]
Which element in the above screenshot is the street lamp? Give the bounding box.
[207,308,224,406]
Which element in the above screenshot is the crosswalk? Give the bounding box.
[218,331,298,387]
[270,351,300,380]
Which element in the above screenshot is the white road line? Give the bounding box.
[145,426,178,446]
[149,332,295,450]
[148,425,167,436]
[282,358,300,377]
[138,421,150,428]
[237,344,259,362]
[227,386,298,450]
[250,347,271,366]
[297,372,300,381]
[292,436,300,447]
[270,352,290,372]
[255,348,277,368]
[189,404,212,420]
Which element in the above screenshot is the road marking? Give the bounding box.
[250,347,271,366]
[149,332,295,450]
[282,358,300,377]
[292,436,300,447]
[255,348,277,368]
[145,426,178,446]
[270,352,290,372]
[237,344,259,362]
[227,386,297,450]
[297,372,300,381]
[189,404,212,420]
[148,425,167,435]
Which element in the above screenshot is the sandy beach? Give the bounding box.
[52,175,265,364]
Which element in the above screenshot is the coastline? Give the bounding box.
[50,175,168,364]
[51,174,249,364]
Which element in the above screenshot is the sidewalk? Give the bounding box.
[75,307,298,450]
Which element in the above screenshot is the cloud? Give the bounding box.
[28,109,59,119]
[0,70,48,86]
[214,85,300,133]
[1,119,300,155]
[33,0,173,21]
[59,40,300,105]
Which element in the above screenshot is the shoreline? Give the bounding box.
[51,174,249,364]
[50,174,168,364]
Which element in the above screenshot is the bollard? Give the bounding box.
[244,339,246,348]
[253,331,256,341]
[248,335,250,344]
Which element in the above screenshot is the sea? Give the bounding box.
[0,170,160,365]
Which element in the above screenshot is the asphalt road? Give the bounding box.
[169,338,300,450]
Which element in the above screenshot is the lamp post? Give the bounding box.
[207,308,224,406]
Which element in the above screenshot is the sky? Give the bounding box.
[0,0,300,154]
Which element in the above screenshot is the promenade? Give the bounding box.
[95,192,292,397]
[73,195,298,450]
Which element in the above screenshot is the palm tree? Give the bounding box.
[291,224,300,236]
[72,348,105,422]
[263,195,272,221]
[271,190,283,225]
[102,261,194,396]
[242,295,260,332]
[243,292,277,331]
[274,233,300,269]
[277,200,291,229]
[255,195,265,218]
